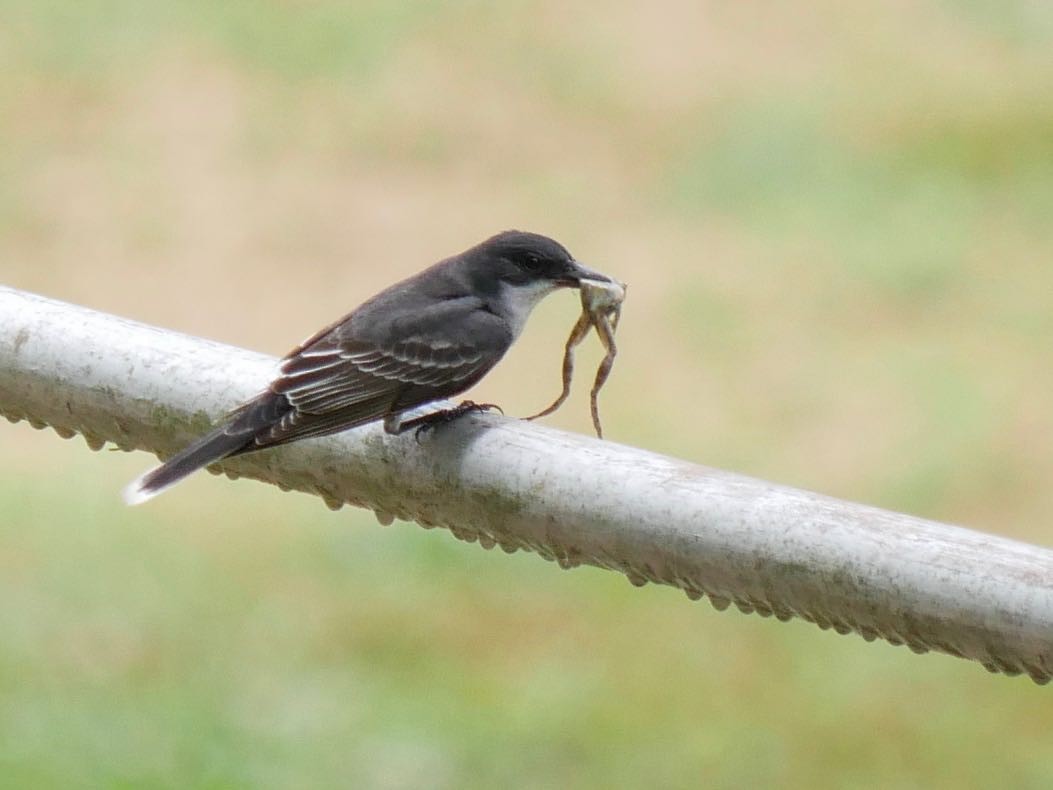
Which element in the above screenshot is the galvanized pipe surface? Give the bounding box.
[2,285,1051,683]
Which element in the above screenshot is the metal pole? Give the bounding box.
[2,285,1051,683]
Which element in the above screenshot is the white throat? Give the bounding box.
[499,280,560,340]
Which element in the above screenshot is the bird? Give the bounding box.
[123,230,610,504]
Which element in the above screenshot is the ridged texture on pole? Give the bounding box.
[2,285,1052,683]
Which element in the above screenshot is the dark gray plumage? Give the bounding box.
[124,230,608,503]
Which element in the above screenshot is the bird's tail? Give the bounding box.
[123,394,287,505]
[122,426,251,505]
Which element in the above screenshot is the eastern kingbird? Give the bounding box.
[124,230,610,504]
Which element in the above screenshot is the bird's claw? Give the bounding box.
[407,400,504,442]
[462,400,503,416]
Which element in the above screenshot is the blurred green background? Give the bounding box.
[3,1,1053,786]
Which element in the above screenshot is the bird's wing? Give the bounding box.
[253,300,508,448]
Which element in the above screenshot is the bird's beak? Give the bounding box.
[560,260,612,287]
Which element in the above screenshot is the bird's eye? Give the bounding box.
[522,254,543,272]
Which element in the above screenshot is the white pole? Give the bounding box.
[2,285,1051,684]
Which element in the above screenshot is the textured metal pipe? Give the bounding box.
[2,285,1052,683]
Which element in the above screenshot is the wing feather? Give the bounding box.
[258,337,498,447]
[245,293,513,448]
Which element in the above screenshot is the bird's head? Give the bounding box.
[470,230,611,292]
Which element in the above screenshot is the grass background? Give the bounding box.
[3,1,1053,786]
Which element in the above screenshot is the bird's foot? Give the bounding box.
[395,400,503,441]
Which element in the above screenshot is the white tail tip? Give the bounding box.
[122,470,162,506]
